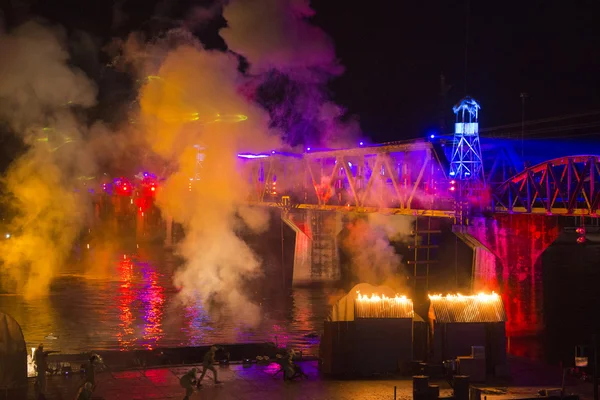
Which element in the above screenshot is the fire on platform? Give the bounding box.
[320,283,507,380]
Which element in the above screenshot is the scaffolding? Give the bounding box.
[310,211,339,280]
[408,216,441,296]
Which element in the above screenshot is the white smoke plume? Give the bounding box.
[130,33,279,326]
[0,21,100,297]
[124,0,358,327]
[341,214,414,293]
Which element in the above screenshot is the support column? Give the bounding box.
[456,214,559,336]
[284,209,343,285]
[283,210,312,284]
[472,246,498,292]
[453,228,499,292]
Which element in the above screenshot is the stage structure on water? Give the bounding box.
[428,292,508,380]
[321,283,416,376]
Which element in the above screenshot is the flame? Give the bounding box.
[428,292,500,302]
[354,290,413,319]
[356,291,410,303]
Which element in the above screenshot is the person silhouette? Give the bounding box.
[197,346,222,386]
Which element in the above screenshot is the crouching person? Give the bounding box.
[180,367,197,400]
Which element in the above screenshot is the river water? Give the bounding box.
[3,236,591,366]
[0,245,336,357]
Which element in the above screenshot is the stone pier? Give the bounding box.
[455,214,560,336]
[283,210,343,285]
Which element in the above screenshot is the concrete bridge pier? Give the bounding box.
[283,210,343,285]
[455,214,560,336]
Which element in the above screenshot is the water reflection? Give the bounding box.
[116,257,136,350]
[0,248,334,356]
[140,263,165,350]
[182,300,213,347]
[113,255,169,351]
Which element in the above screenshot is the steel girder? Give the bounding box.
[493,155,600,216]
[239,142,455,217]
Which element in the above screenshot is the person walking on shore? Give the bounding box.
[85,354,100,391]
[197,346,222,386]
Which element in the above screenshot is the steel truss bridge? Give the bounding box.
[239,141,600,218]
[493,155,600,216]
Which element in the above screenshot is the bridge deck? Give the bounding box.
[250,201,456,218]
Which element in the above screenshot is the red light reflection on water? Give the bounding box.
[270,324,289,349]
[292,290,313,333]
[117,257,136,350]
[140,265,165,350]
[267,290,320,353]
[116,256,166,351]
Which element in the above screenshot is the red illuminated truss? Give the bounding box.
[240,141,455,217]
[493,155,600,216]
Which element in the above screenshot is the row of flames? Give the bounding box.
[353,291,500,319]
[354,291,414,319]
[428,292,500,302]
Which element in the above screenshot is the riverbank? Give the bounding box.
[25,355,597,400]
[42,342,285,372]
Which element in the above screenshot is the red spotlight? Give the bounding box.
[449,179,457,193]
[576,227,586,244]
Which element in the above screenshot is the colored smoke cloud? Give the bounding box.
[222,0,341,74]
[0,21,100,297]
[125,0,359,327]
[222,0,359,147]
[131,33,278,326]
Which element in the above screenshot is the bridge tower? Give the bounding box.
[449,97,484,192]
[450,97,485,224]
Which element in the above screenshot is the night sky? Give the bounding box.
[1,0,600,143]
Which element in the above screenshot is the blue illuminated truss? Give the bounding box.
[449,96,485,192]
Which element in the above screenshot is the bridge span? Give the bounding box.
[234,139,600,337]
[88,108,600,337]
[239,140,600,218]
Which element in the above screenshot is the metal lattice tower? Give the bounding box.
[449,96,484,194]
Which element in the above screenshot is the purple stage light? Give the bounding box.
[238,153,270,159]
